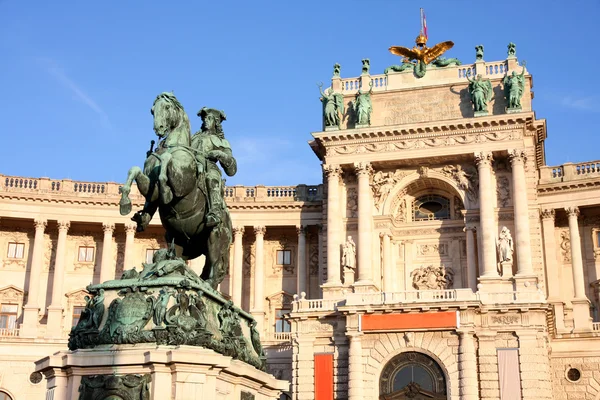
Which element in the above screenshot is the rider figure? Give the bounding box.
[192,107,237,228]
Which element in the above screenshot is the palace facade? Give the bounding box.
[1,42,600,400]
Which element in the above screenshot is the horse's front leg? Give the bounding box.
[158,152,174,205]
[119,166,143,215]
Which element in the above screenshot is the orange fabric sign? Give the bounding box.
[362,311,457,331]
[314,353,334,400]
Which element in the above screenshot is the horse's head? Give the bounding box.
[151,92,190,138]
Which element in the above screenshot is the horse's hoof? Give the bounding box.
[119,199,132,215]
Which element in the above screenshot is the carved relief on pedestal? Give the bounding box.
[410,265,454,290]
[560,230,571,262]
[496,175,511,207]
[346,187,358,218]
[440,164,479,203]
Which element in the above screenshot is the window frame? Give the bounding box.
[276,249,292,266]
[77,246,95,263]
[274,308,291,333]
[0,303,18,330]
[6,242,25,259]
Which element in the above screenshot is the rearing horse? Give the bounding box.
[118,92,232,289]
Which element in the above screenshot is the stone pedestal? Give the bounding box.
[500,261,513,278]
[35,345,288,400]
[343,267,355,286]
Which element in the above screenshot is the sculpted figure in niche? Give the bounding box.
[497,226,514,263]
[318,83,344,128]
[466,74,493,114]
[342,236,356,272]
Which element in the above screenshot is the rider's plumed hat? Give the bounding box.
[198,107,226,122]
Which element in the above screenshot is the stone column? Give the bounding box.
[21,218,47,338]
[381,233,392,292]
[99,223,115,283]
[323,164,342,287]
[232,226,245,307]
[347,332,364,399]
[297,225,307,295]
[457,330,478,400]
[391,241,399,292]
[123,222,137,271]
[251,226,266,329]
[509,149,534,275]
[566,206,592,332]
[465,226,478,291]
[404,240,414,291]
[475,151,498,278]
[46,220,70,338]
[317,224,324,294]
[354,162,374,287]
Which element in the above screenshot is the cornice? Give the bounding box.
[537,179,600,195]
[312,113,535,145]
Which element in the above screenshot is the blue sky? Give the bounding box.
[1,0,598,186]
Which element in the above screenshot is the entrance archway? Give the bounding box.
[379,351,447,399]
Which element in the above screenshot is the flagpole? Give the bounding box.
[420,8,424,35]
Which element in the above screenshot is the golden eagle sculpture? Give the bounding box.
[388,33,454,78]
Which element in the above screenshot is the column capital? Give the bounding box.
[565,206,580,218]
[253,226,266,236]
[296,225,306,235]
[124,222,137,234]
[102,222,115,233]
[379,232,391,239]
[233,226,245,236]
[57,220,70,232]
[323,164,342,178]
[540,208,555,221]
[34,218,47,230]
[474,151,493,167]
[507,148,527,164]
[464,226,477,233]
[353,161,373,177]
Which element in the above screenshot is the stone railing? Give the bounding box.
[292,289,546,313]
[264,332,292,342]
[0,175,323,203]
[0,326,20,337]
[539,161,600,184]
[593,322,600,332]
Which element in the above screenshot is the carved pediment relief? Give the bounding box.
[66,288,90,306]
[266,291,294,309]
[0,285,24,303]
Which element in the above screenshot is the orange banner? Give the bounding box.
[314,353,334,400]
[362,311,457,331]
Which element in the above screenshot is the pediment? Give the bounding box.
[65,288,90,305]
[0,285,24,302]
[266,291,294,308]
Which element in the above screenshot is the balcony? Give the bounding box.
[539,161,600,185]
[0,175,323,203]
[291,289,546,313]
[0,325,20,337]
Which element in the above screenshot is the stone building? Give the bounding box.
[0,41,600,400]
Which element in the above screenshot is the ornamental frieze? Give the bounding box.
[490,315,520,325]
[325,130,522,156]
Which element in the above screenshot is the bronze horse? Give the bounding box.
[118,93,232,289]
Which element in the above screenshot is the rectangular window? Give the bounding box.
[7,242,24,259]
[72,306,85,327]
[276,250,291,265]
[0,304,18,329]
[78,246,94,262]
[146,249,159,264]
[274,309,291,332]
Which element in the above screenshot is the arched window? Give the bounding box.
[413,195,450,221]
[379,352,447,399]
[0,391,13,400]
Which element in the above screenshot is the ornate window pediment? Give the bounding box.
[266,291,294,309]
[0,285,24,304]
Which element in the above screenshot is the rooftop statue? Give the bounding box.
[384,57,414,74]
[507,42,517,58]
[354,82,373,126]
[361,58,371,75]
[431,56,462,68]
[333,63,341,77]
[318,83,344,129]
[503,62,527,111]
[466,74,493,116]
[389,33,454,78]
[119,93,235,289]
[475,45,484,61]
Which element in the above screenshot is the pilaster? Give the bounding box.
[475,152,498,282]
[99,222,115,283]
[252,226,266,330]
[297,225,307,295]
[517,331,552,399]
[457,329,478,400]
[323,164,343,297]
[347,332,364,400]
[292,336,316,400]
[232,226,245,307]
[47,220,70,338]
[354,161,376,293]
[21,218,47,338]
[566,206,592,332]
[476,331,499,400]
